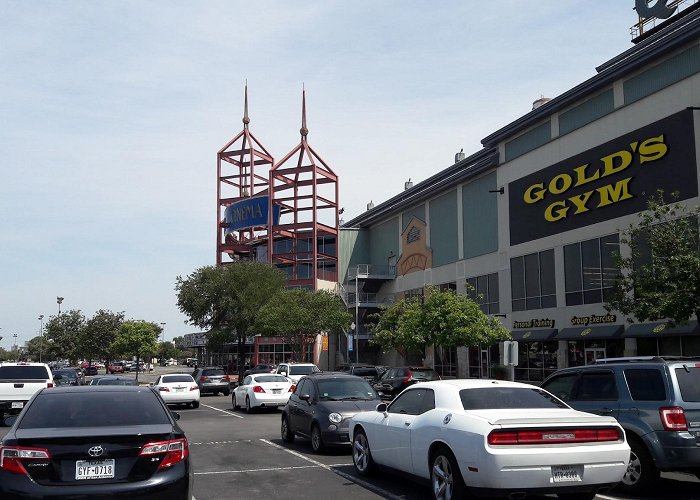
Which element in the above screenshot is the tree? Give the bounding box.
[112,320,159,382]
[176,262,287,380]
[172,336,186,349]
[24,336,44,361]
[44,310,86,363]
[371,286,510,358]
[255,289,353,362]
[606,191,700,325]
[79,310,124,373]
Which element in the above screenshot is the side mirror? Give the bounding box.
[280,371,288,377]
[376,403,387,413]
[300,394,311,403]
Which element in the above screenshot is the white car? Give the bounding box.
[274,362,320,383]
[349,379,630,500]
[233,373,295,413]
[152,373,200,408]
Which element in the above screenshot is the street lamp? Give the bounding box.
[38,315,44,363]
[57,297,64,315]
[12,334,18,359]
[159,323,166,363]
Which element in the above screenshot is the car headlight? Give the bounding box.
[328,412,342,424]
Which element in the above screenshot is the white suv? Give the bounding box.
[275,363,320,383]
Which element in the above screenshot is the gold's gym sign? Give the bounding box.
[508,110,697,245]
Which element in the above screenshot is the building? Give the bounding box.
[339,4,700,381]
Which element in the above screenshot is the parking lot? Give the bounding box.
[1,367,698,499]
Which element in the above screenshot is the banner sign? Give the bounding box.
[509,110,697,245]
[225,196,281,232]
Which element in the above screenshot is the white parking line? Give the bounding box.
[259,439,403,500]
[195,465,319,475]
[201,403,244,419]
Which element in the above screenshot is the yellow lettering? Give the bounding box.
[573,163,599,187]
[544,201,569,222]
[549,174,573,195]
[601,150,633,177]
[524,183,546,204]
[639,135,668,164]
[596,177,634,207]
[569,190,594,214]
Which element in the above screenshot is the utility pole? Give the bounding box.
[38,315,44,362]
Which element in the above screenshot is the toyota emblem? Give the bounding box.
[88,445,104,457]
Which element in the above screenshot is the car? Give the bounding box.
[233,374,294,413]
[337,363,382,382]
[108,362,125,374]
[191,367,231,396]
[0,385,193,498]
[82,365,98,376]
[52,368,82,386]
[540,356,700,492]
[372,366,441,400]
[90,376,138,386]
[274,362,320,383]
[281,372,382,453]
[153,374,200,409]
[0,362,55,421]
[243,363,276,378]
[349,379,630,500]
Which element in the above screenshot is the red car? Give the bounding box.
[108,362,125,374]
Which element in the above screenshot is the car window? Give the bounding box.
[306,380,317,400]
[575,371,618,401]
[0,366,51,379]
[289,365,319,375]
[460,387,569,410]
[395,368,407,377]
[353,367,378,378]
[277,365,289,374]
[18,390,171,428]
[541,373,578,401]
[162,375,195,383]
[317,379,377,401]
[203,369,225,376]
[254,375,289,383]
[389,388,427,415]
[625,368,667,401]
[243,376,253,385]
[411,369,439,380]
[294,379,307,395]
[419,389,436,414]
[675,366,700,402]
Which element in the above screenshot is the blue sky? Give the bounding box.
[1,1,641,347]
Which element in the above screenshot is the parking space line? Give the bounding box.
[195,465,319,475]
[201,403,244,419]
[259,439,403,500]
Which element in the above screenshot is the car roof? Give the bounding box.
[303,372,368,380]
[42,385,150,393]
[401,379,539,391]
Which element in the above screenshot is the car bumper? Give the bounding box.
[160,391,200,404]
[320,419,352,445]
[198,384,229,394]
[249,393,290,408]
[648,430,700,470]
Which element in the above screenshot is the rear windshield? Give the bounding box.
[290,365,319,375]
[411,369,439,381]
[254,375,289,383]
[202,369,225,376]
[18,391,170,428]
[460,387,569,410]
[675,366,700,402]
[96,378,137,386]
[0,366,50,380]
[353,368,378,377]
[162,375,194,383]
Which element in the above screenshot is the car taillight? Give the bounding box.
[222,375,230,382]
[46,382,54,388]
[0,446,51,475]
[199,376,208,382]
[660,407,687,431]
[487,428,622,445]
[403,369,413,384]
[190,386,199,391]
[159,387,170,392]
[288,385,296,392]
[139,438,189,469]
[253,386,266,393]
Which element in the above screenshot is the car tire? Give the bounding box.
[281,415,295,443]
[352,429,375,476]
[245,396,254,414]
[557,493,596,500]
[232,394,240,410]
[430,446,467,500]
[223,389,230,397]
[310,424,325,454]
[618,436,659,494]
[191,401,199,409]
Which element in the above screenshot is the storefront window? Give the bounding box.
[682,336,700,356]
[568,339,624,367]
[434,346,457,378]
[511,249,555,311]
[659,337,682,356]
[514,341,558,382]
[466,273,499,314]
[564,234,620,306]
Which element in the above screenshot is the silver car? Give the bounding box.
[192,366,231,396]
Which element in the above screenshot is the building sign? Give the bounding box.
[635,0,676,20]
[513,318,555,329]
[509,110,697,245]
[225,196,281,232]
[183,333,207,348]
[570,314,617,326]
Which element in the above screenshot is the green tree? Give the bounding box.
[79,310,125,373]
[606,191,700,325]
[24,336,44,361]
[172,336,186,349]
[175,262,286,379]
[112,320,159,382]
[371,286,510,358]
[44,310,86,364]
[255,289,353,362]
[0,347,12,362]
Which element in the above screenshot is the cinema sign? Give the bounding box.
[509,110,697,245]
[225,196,281,232]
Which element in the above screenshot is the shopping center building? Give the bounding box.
[339,5,700,382]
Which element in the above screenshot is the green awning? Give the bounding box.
[510,329,557,341]
[555,324,624,340]
[624,320,699,337]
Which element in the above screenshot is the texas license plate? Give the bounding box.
[551,464,582,482]
[272,389,282,394]
[75,459,115,480]
[11,402,23,409]
[175,388,184,392]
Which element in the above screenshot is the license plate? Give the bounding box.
[272,389,282,394]
[552,464,582,483]
[75,459,115,480]
[11,402,23,409]
[175,388,184,392]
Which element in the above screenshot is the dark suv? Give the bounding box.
[541,356,700,493]
[281,373,381,453]
[336,364,381,382]
[372,366,441,400]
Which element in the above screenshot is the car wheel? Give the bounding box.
[352,429,375,476]
[619,436,659,493]
[430,446,466,500]
[281,415,295,443]
[223,389,230,397]
[557,493,596,500]
[232,394,240,410]
[311,424,325,453]
[245,396,254,414]
[191,401,199,409]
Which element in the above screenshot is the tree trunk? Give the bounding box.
[237,332,244,384]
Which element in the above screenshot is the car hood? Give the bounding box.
[321,399,382,416]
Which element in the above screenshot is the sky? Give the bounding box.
[1,1,643,348]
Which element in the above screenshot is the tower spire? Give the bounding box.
[243,80,250,126]
[300,84,308,139]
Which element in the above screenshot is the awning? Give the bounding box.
[624,320,699,337]
[555,324,624,340]
[510,329,558,341]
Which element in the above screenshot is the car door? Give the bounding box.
[570,370,620,419]
[236,376,252,403]
[288,379,307,432]
[295,378,317,436]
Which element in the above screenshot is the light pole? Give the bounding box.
[57,297,64,315]
[12,334,18,359]
[159,323,166,363]
[38,315,44,362]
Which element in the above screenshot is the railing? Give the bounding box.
[348,264,396,280]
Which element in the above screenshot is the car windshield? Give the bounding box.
[289,365,319,375]
[675,366,700,402]
[17,390,171,428]
[53,370,77,379]
[460,387,569,410]
[254,375,289,383]
[317,379,378,400]
[162,375,194,383]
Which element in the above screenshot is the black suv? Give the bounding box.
[372,366,441,400]
[280,372,381,453]
[336,364,381,382]
[541,356,700,493]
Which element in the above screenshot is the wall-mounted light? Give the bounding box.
[489,187,505,194]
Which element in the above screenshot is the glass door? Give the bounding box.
[584,347,606,365]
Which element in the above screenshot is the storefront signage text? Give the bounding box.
[570,314,617,326]
[225,196,281,232]
[513,318,555,329]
